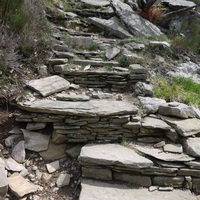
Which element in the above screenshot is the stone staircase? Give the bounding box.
[13,1,200,199]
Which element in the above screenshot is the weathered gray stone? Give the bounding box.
[153,176,184,187]
[26,122,46,130]
[26,75,70,97]
[52,132,68,144]
[111,0,133,13]
[137,137,164,143]
[138,97,166,114]
[116,10,162,36]
[178,168,200,177]
[21,129,50,152]
[18,99,138,117]
[163,144,183,154]
[129,64,147,74]
[0,166,8,200]
[39,141,66,161]
[135,82,154,97]
[46,161,60,173]
[8,173,37,198]
[11,141,25,163]
[141,117,171,130]
[89,17,132,39]
[158,187,174,191]
[66,145,83,158]
[124,53,144,65]
[130,143,195,162]
[149,41,171,48]
[80,179,196,200]
[5,135,20,147]
[155,160,185,168]
[160,116,200,137]
[158,102,196,118]
[55,93,90,101]
[56,173,70,187]
[82,166,112,180]
[81,0,110,7]
[114,173,151,187]
[161,0,196,8]
[154,141,166,148]
[79,143,153,168]
[5,158,24,172]
[166,129,178,142]
[193,178,200,193]
[67,36,94,48]
[185,161,200,169]
[105,47,120,60]
[184,137,200,157]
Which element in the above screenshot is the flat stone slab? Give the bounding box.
[21,129,50,152]
[26,75,70,97]
[161,0,196,8]
[81,0,110,7]
[89,17,132,39]
[158,102,196,118]
[18,99,138,117]
[55,93,90,101]
[161,116,200,137]
[8,173,37,198]
[141,117,171,130]
[78,144,153,168]
[184,138,200,157]
[130,143,194,162]
[80,179,197,200]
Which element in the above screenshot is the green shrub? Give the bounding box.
[117,55,130,68]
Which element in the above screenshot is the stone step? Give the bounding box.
[79,179,197,200]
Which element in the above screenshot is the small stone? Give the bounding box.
[149,186,158,192]
[26,123,46,131]
[46,161,60,173]
[5,135,20,147]
[163,144,183,154]
[158,187,174,191]
[154,141,166,148]
[69,83,80,90]
[66,145,83,158]
[56,173,70,187]
[11,141,25,163]
[35,170,43,180]
[105,47,120,60]
[0,166,8,200]
[5,158,24,172]
[42,173,52,182]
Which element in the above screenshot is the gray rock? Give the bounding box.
[116,10,162,36]
[126,0,138,11]
[154,141,166,148]
[46,161,60,173]
[81,0,110,7]
[184,138,200,157]
[8,126,22,134]
[193,178,200,193]
[55,93,90,101]
[26,75,70,97]
[78,143,153,168]
[161,0,196,9]
[5,135,20,147]
[135,82,154,97]
[158,102,196,118]
[56,173,70,187]
[18,99,138,117]
[185,161,200,169]
[130,143,195,162]
[8,173,37,198]
[114,173,151,187]
[158,187,173,191]
[149,41,171,48]
[52,131,68,144]
[141,117,171,130]
[21,129,50,152]
[129,64,147,74]
[105,47,120,60]
[111,0,133,13]
[0,166,8,200]
[79,179,196,200]
[138,97,166,114]
[11,141,25,163]
[124,53,144,64]
[26,122,46,131]
[166,129,178,142]
[37,65,48,77]
[126,42,145,50]
[39,141,66,161]
[5,158,24,172]
[89,17,132,39]
[163,144,183,154]
[66,145,83,158]
[82,166,112,181]
[153,176,184,187]
[137,137,164,143]
[160,116,200,137]
[167,62,200,84]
